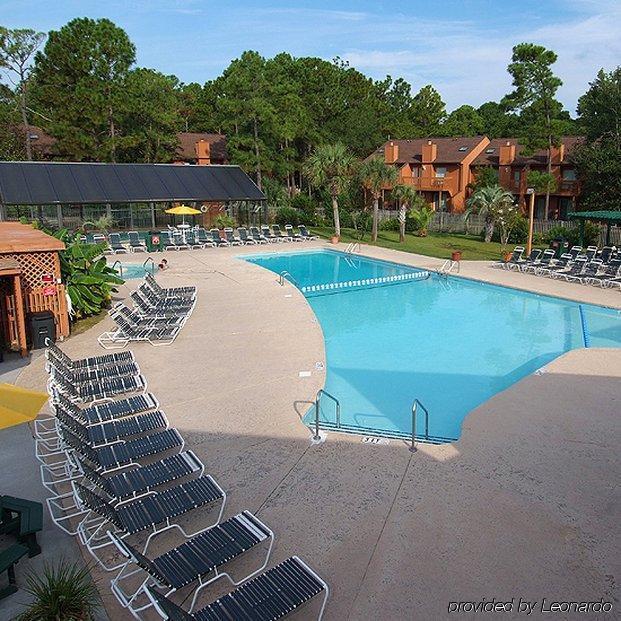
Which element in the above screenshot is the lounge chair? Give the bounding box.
[298,225,317,241]
[210,228,230,247]
[286,224,304,242]
[109,233,128,254]
[584,258,620,287]
[172,232,190,251]
[237,226,257,245]
[128,232,147,253]
[498,246,524,270]
[48,367,147,405]
[145,273,196,300]
[249,226,268,244]
[196,228,216,248]
[553,256,588,282]
[110,303,185,330]
[584,245,598,261]
[535,253,573,277]
[224,227,242,246]
[145,556,329,621]
[73,475,226,571]
[261,225,278,243]
[59,425,185,474]
[44,341,135,372]
[135,287,195,315]
[98,315,181,349]
[272,224,292,242]
[511,249,541,272]
[160,231,179,252]
[578,259,604,284]
[185,231,203,250]
[130,291,190,319]
[110,511,274,616]
[598,246,615,263]
[522,249,555,274]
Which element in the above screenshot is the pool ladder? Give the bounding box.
[111,260,123,277]
[438,259,459,277]
[278,270,300,287]
[312,389,341,442]
[345,242,361,254]
[410,399,430,452]
[143,257,156,273]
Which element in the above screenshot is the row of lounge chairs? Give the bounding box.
[36,342,329,620]
[98,273,197,349]
[104,225,318,254]
[497,245,621,289]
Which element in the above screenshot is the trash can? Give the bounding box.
[550,237,568,258]
[28,311,56,350]
[146,231,162,252]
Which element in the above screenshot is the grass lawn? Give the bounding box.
[311,227,506,261]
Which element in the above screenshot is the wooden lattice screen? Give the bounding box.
[1,250,69,339]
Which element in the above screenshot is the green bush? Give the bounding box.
[543,222,599,247]
[214,214,236,229]
[490,214,529,243]
[379,217,400,231]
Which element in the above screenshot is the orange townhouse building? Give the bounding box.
[372,136,491,213]
[470,136,583,220]
[373,135,583,219]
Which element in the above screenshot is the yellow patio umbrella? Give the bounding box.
[0,383,48,431]
[165,204,202,226]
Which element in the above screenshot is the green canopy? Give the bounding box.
[567,211,621,245]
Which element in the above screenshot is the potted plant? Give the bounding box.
[18,560,101,620]
[451,250,462,262]
[330,234,340,244]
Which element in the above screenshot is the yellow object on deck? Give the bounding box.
[0,383,48,430]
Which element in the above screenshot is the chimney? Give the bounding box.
[499,141,516,165]
[384,141,399,164]
[550,143,565,163]
[195,139,211,165]
[421,140,437,163]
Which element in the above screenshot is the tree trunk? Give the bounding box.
[484,218,494,243]
[399,201,407,243]
[332,194,341,237]
[372,196,380,242]
[108,104,116,163]
[253,117,262,189]
[544,138,552,220]
[19,81,32,160]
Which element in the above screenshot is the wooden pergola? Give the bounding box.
[0,222,69,356]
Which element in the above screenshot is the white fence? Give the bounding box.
[376,209,621,247]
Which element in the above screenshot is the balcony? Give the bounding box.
[407,177,450,192]
[558,180,579,194]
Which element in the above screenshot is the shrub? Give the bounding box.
[406,207,435,236]
[543,222,599,247]
[379,217,400,231]
[490,214,529,244]
[275,206,307,226]
[290,193,318,224]
[214,214,236,229]
[18,559,101,621]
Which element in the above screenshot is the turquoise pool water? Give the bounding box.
[244,250,621,442]
[114,263,155,280]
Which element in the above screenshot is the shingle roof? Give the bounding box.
[0,222,65,253]
[372,136,487,164]
[176,133,228,163]
[0,162,265,205]
[473,136,584,166]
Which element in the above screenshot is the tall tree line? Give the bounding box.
[0,16,612,204]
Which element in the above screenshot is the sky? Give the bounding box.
[1,0,620,114]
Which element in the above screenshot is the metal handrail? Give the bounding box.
[345,242,361,254]
[410,398,430,452]
[142,257,156,273]
[313,389,341,441]
[111,260,123,277]
[279,270,299,287]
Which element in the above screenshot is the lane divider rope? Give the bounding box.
[300,270,430,293]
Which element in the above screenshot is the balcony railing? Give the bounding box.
[408,177,449,191]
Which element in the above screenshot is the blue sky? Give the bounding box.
[2,0,620,113]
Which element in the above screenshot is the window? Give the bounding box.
[513,170,520,185]
[485,148,495,154]
[458,146,468,152]
[435,166,446,178]
[411,165,420,178]
[562,168,576,181]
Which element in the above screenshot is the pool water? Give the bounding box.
[115,263,155,280]
[244,250,621,442]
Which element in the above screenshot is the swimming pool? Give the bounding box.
[244,249,621,442]
[112,263,155,280]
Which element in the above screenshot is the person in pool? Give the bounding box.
[158,258,169,270]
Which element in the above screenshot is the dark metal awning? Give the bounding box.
[0,161,265,206]
[567,210,621,223]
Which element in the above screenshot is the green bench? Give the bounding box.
[0,543,29,599]
[0,495,43,558]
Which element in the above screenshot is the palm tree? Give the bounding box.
[465,185,515,243]
[304,143,356,238]
[359,157,398,242]
[392,184,420,242]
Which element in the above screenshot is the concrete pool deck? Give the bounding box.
[3,240,619,620]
